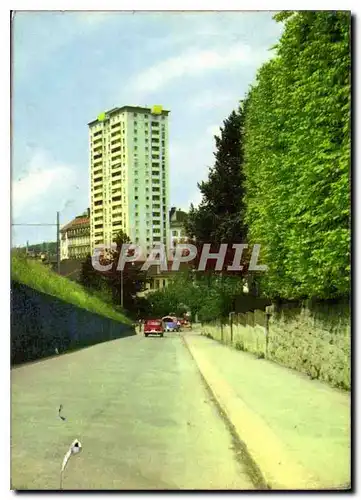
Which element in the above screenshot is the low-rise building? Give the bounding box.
[169,207,187,249]
[60,210,90,261]
[136,259,191,298]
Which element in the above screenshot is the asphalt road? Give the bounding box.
[12,332,255,490]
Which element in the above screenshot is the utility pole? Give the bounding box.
[120,268,124,308]
[56,211,60,274]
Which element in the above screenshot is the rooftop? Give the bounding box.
[170,207,187,224]
[60,216,90,233]
[88,105,170,126]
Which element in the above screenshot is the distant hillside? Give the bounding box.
[15,241,57,254]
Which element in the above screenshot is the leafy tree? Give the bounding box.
[79,254,105,291]
[106,230,148,312]
[244,11,350,300]
[145,273,243,321]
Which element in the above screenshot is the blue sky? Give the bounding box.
[12,11,283,246]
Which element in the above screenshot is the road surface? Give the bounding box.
[12,331,256,490]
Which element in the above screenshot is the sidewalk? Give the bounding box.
[183,332,351,490]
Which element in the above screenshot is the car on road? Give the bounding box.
[162,316,180,333]
[181,319,192,329]
[144,319,164,337]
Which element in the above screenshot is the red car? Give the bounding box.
[144,319,164,337]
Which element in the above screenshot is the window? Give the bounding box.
[111,146,121,153]
[151,121,159,127]
[135,196,138,200]
[112,195,122,202]
[135,212,139,217]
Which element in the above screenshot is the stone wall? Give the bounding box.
[201,300,350,390]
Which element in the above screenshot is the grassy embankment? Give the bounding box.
[11,254,132,325]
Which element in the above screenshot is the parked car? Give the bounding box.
[162,316,179,332]
[181,319,192,329]
[144,319,164,337]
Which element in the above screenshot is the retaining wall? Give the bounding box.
[201,300,350,390]
[11,281,135,365]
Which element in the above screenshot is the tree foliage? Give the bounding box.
[185,108,247,246]
[80,230,148,316]
[146,273,244,322]
[244,11,350,300]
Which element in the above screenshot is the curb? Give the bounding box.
[183,334,321,490]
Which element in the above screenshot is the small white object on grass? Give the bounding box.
[60,439,82,490]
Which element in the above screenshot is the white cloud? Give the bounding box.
[206,124,221,138]
[132,43,266,94]
[12,150,78,219]
[190,91,238,110]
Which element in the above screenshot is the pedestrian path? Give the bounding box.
[184,332,351,490]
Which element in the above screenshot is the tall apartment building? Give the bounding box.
[88,105,170,257]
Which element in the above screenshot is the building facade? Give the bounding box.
[60,210,90,260]
[88,105,170,257]
[169,207,187,248]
